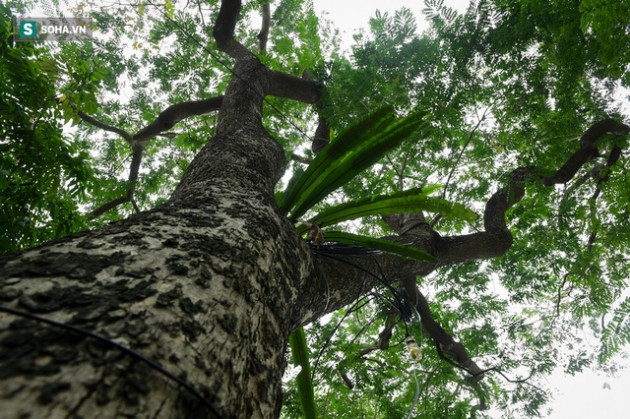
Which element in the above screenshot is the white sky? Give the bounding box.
[312,0,630,418]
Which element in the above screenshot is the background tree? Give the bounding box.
[1,0,629,418]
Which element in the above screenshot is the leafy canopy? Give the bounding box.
[1,0,630,418]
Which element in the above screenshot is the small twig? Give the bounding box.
[291,153,312,164]
[441,104,492,200]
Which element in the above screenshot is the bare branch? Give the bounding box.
[257,2,270,54]
[75,109,133,144]
[133,96,223,141]
[542,119,629,185]
[337,367,354,389]
[301,69,330,154]
[399,275,485,383]
[88,196,131,219]
[312,117,330,154]
[213,0,254,60]
[266,71,321,103]
[78,96,223,218]
[266,69,330,153]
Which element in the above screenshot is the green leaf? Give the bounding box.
[280,106,396,215]
[321,231,438,263]
[284,107,429,220]
[289,327,318,419]
[297,185,478,233]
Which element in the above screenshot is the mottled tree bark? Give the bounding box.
[1,1,629,418]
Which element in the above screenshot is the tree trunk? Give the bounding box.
[3,1,628,417]
[0,52,320,419]
[1,126,299,419]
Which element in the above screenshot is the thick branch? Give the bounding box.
[308,120,629,320]
[133,96,223,141]
[301,69,330,153]
[302,119,629,397]
[399,275,485,382]
[435,119,629,266]
[266,69,331,153]
[213,0,254,60]
[266,71,321,103]
[382,212,429,236]
[543,119,629,185]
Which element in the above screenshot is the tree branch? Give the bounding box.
[88,196,131,219]
[356,312,397,357]
[74,109,133,144]
[132,96,223,141]
[542,119,629,185]
[257,1,270,54]
[305,118,629,400]
[266,70,321,103]
[435,119,629,266]
[310,120,629,319]
[77,96,223,218]
[213,0,254,60]
[266,69,331,153]
[301,69,330,154]
[398,275,485,383]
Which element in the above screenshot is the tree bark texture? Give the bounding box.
[1,1,629,417]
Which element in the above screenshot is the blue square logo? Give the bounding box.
[20,21,37,38]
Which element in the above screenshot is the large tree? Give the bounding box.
[1,0,630,417]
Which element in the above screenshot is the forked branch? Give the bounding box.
[76,96,224,218]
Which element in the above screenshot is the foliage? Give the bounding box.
[278,106,430,219]
[1,0,630,418]
[289,327,318,419]
[295,186,476,234]
[0,2,98,252]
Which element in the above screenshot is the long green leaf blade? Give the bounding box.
[321,231,438,263]
[289,327,318,419]
[296,187,434,232]
[289,112,428,219]
[297,190,477,234]
[279,106,396,214]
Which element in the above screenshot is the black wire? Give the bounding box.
[310,295,372,381]
[314,250,414,325]
[310,250,421,381]
[0,305,223,418]
[371,255,415,323]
